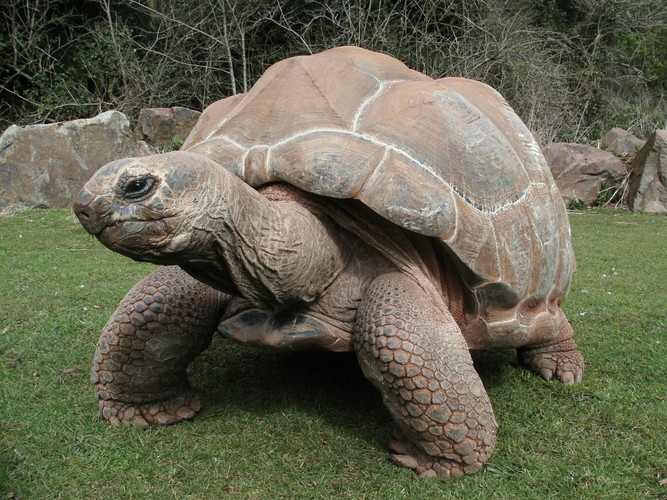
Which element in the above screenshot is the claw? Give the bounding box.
[153,412,179,425]
[130,414,150,428]
[176,406,197,420]
[391,454,419,470]
[560,371,574,385]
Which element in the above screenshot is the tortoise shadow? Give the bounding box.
[189,337,514,449]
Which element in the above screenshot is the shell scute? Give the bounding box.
[437,78,551,184]
[357,80,532,212]
[269,131,385,198]
[358,148,458,238]
[445,196,496,283]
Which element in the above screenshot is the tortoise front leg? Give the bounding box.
[92,266,229,426]
[518,312,584,385]
[354,272,497,479]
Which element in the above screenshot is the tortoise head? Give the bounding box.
[74,151,228,263]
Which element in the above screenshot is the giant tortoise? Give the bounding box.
[74,46,584,479]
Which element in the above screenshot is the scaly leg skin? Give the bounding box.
[92,266,229,427]
[518,315,584,385]
[354,272,497,479]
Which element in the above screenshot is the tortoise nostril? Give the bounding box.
[72,201,106,235]
[73,203,90,221]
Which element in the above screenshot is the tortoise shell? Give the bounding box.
[182,46,574,345]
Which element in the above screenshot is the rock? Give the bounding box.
[600,128,646,156]
[0,111,154,210]
[627,129,667,212]
[135,107,201,147]
[543,142,627,206]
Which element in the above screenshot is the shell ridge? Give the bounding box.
[268,128,355,153]
[317,52,383,83]
[488,224,501,279]
[239,148,250,179]
[352,80,406,132]
[299,61,355,128]
[354,147,390,198]
[190,134,248,153]
[264,146,273,182]
[478,182,539,215]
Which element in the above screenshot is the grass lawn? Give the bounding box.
[1,208,665,499]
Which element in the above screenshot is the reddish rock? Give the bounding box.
[543,142,626,206]
[135,107,201,147]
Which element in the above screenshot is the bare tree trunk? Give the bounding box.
[219,0,237,95]
[100,0,128,103]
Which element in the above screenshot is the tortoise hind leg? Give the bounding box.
[93,266,229,426]
[354,272,497,479]
[518,313,584,385]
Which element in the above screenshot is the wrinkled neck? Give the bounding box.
[184,173,345,312]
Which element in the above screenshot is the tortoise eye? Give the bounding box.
[122,176,156,201]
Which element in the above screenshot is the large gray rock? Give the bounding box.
[627,129,667,212]
[135,107,201,147]
[600,128,646,156]
[543,142,627,206]
[0,111,154,210]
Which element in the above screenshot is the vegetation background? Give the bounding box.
[1,0,666,143]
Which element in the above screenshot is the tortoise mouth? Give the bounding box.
[96,218,167,248]
[95,216,189,264]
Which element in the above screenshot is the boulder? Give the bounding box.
[543,142,627,206]
[600,128,646,156]
[627,129,667,212]
[135,107,201,147]
[0,111,154,210]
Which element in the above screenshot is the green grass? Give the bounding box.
[1,208,665,499]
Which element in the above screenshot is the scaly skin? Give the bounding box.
[518,319,584,385]
[354,272,497,479]
[92,266,229,426]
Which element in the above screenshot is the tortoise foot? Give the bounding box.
[98,389,201,427]
[389,431,483,479]
[519,338,584,385]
